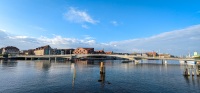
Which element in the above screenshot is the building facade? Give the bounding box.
[105,51,113,54]
[94,50,105,54]
[159,54,173,58]
[52,48,74,55]
[73,48,94,54]
[146,52,158,57]
[0,48,2,55]
[1,46,20,56]
[34,45,51,55]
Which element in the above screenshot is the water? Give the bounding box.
[0,59,200,93]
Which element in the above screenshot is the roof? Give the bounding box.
[35,45,51,50]
[3,46,19,50]
[77,47,94,50]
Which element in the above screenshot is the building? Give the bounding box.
[27,49,35,55]
[193,52,200,58]
[142,53,148,57]
[62,49,74,54]
[52,48,62,55]
[34,45,51,55]
[159,54,173,58]
[20,49,35,55]
[52,48,74,55]
[73,48,94,54]
[136,53,142,57]
[20,50,28,55]
[0,48,2,55]
[105,51,113,54]
[146,52,158,57]
[94,50,105,54]
[1,46,20,56]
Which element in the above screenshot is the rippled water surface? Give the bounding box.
[0,60,200,93]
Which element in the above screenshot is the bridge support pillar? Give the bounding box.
[100,62,105,74]
[55,57,57,62]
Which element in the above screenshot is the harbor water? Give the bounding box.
[0,60,200,93]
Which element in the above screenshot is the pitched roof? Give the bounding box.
[3,46,19,50]
[77,47,94,50]
[35,45,51,50]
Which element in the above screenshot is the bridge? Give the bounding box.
[5,54,197,61]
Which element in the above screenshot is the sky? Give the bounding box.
[0,0,200,56]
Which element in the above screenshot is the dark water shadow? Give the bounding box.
[1,60,18,67]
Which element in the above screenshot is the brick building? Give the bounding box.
[94,50,105,54]
[73,48,94,54]
[105,51,113,54]
[146,52,158,57]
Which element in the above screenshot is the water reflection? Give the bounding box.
[197,77,200,87]
[99,73,105,87]
[1,60,200,93]
[184,76,190,84]
[1,60,17,67]
[34,61,51,71]
[71,63,76,88]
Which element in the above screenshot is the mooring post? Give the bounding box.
[184,68,190,76]
[100,62,105,74]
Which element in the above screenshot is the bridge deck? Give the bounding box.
[3,54,196,61]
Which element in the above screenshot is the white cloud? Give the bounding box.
[107,24,200,55]
[64,7,98,24]
[0,24,200,56]
[0,29,6,32]
[81,24,89,29]
[110,21,118,26]
[83,35,95,40]
[9,36,28,39]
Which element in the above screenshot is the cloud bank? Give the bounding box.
[1,24,200,56]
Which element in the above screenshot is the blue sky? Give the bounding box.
[0,0,200,56]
